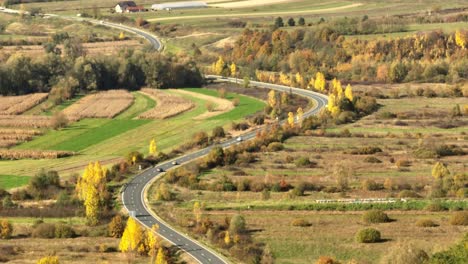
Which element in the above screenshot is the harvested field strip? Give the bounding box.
[62,90,134,120]
[0,129,41,135]
[50,119,150,152]
[116,92,156,120]
[181,88,265,121]
[0,175,30,189]
[0,140,18,148]
[0,149,74,160]
[138,88,195,119]
[0,115,52,128]
[171,89,233,120]
[0,93,48,115]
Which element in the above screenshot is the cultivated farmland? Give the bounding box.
[138,88,195,119]
[0,115,52,128]
[0,93,48,115]
[0,149,74,160]
[63,90,134,120]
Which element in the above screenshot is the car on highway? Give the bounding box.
[156,168,163,172]
[172,161,178,165]
[236,136,243,142]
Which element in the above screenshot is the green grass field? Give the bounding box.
[0,88,265,182]
[0,175,31,189]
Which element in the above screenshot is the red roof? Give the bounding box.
[126,6,145,11]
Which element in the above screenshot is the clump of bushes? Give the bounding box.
[364,156,382,163]
[361,179,383,191]
[356,228,381,243]
[449,211,468,226]
[294,156,315,168]
[267,142,284,151]
[350,146,382,155]
[416,219,438,227]
[291,218,311,227]
[424,202,446,212]
[362,210,391,223]
[32,222,75,239]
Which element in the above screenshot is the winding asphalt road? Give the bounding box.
[122,76,328,264]
[0,7,326,262]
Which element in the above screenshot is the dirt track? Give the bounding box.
[148,3,363,22]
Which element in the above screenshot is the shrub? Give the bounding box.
[424,203,446,212]
[361,179,382,191]
[362,210,391,223]
[229,214,246,235]
[416,219,438,227]
[364,156,382,163]
[291,218,311,227]
[32,223,56,238]
[267,142,284,152]
[316,256,340,264]
[0,219,13,239]
[381,243,429,264]
[232,97,240,106]
[378,111,397,119]
[449,211,468,226]
[350,146,382,155]
[206,102,215,112]
[212,126,225,138]
[295,156,312,167]
[54,223,75,238]
[356,228,381,243]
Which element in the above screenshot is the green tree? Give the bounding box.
[274,17,284,28]
[287,18,296,27]
[229,214,246,235]
[298,17,305,26]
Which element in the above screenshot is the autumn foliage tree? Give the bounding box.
[108,214,125,238]
[37,256,59,264]
[0,219,13,239]
[268,90,277,108]
[287,112,295,127]
[75,162,108,225]
[149,139,157,155]
[119,217,143,253]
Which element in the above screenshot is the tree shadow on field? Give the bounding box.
[247,228,264,234]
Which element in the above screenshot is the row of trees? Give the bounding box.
[219,28,467,83]
[0,37,203,96]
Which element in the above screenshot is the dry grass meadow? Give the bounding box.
[63,90,134,120]
[138,88,195,119]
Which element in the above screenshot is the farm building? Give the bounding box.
[151,1,207,11]
[115,1,146,13]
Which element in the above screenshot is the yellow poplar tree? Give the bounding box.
[279,72,291,86]
[308,77,315,89]
[345,84,353,101]
[455,30,467,49]
[149,139,157,155]
[297,107,304,126]
[37,256,59,264]
[0,219,13,239]
[287,112,295,127]
[215,57,225,75]
[230,63,237,77]
[295,72,304,88]
[193,201,203,224]
[224,231,231,245]
[76,162,106,225]
[268,90,276,108]
[84,185,99,225]
[119,31,125,40]
[155,247,168,264]
[119,217,143,253]
[314,72,326,91]
[146,224,160,259]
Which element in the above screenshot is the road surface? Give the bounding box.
[122,76,328,264]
